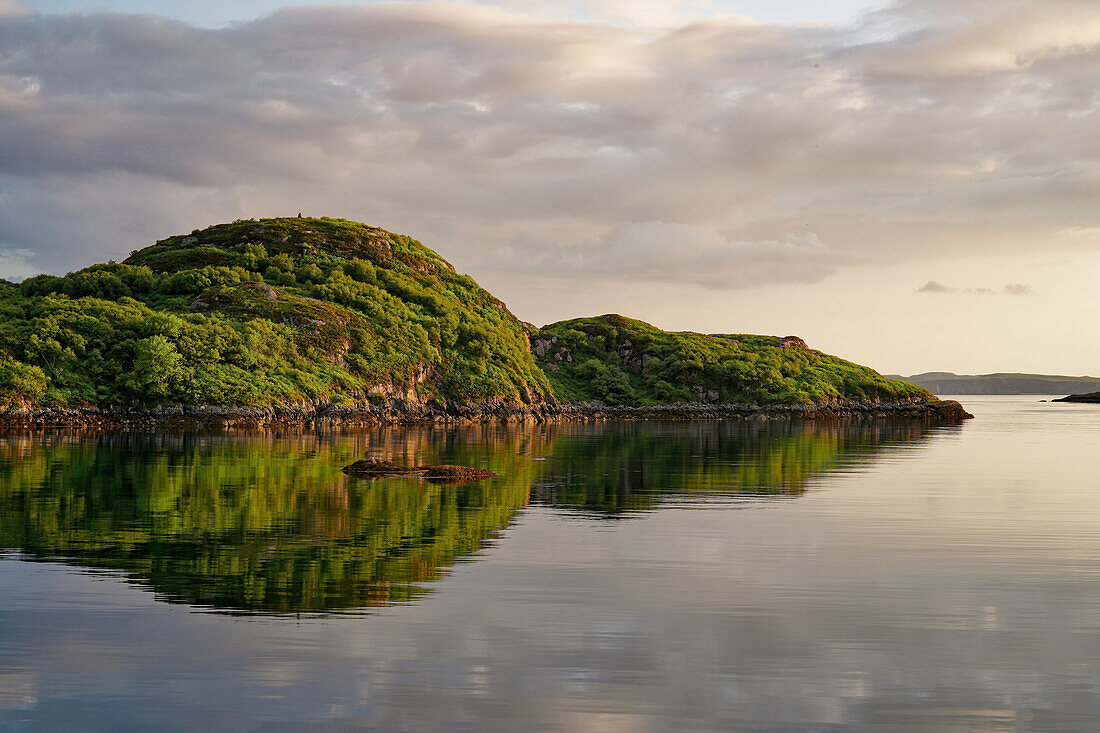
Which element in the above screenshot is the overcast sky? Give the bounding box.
[0,0,1097,375]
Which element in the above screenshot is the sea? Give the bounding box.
[0,396,1097,731]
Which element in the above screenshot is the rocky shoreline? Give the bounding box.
[0,396,973,429]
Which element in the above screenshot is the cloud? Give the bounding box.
[0,0,31,22]
[917,280,1035,296]
[916,280,953,293]
[858,0,1100,77]
[495,222,852,289]
[0,247,38,281]
[0,1,1095,284]
[1057,226,1100,240]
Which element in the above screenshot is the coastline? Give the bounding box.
[1052,392,1100,403]
[0,396,973,429]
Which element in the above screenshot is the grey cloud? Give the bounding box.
[916,280,953,293]
[0,1,1096,283]
[858,0,1100,77]
[916,281,1034,296]
[495,222,852,289]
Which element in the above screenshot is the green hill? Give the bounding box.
[0,217,550,408]
[0,217,934,413]
[534,315,931,405]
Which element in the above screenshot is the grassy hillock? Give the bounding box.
[0,217,550,407]
[0,217,932,412]
[533,315,933,406]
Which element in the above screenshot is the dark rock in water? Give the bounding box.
[1053,392,1100,403]
[342,458,421,475]
[421,465,498,482]
[342,458,496,483]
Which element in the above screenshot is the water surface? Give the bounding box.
[1,397,1098,730]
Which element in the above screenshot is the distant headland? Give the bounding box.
[1052,392,1100,404]
[887,372,1100,396]
[0,217,970,427]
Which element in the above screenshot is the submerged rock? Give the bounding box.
[422,465,499,483]
[342,458,421,475]
[342,457,497,483]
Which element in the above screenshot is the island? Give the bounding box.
[0,217,970,427]
[1052,392,1100,404]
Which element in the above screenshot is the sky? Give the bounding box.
[0,0,1097,375]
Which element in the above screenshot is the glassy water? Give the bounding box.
[0,397,1098,731]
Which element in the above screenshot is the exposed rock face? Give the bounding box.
[0,396,973,428]
[531,336,573,371]
[780,336,809,349]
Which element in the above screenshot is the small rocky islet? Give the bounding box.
[0,216,971,427]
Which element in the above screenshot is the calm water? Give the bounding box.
[1,396,1098,731]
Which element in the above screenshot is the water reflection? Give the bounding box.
[0,419,949,614]
[529,420,943,514]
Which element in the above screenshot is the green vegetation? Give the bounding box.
[1,217,549,408]
[534,315,932,406]
[0,217,927,410]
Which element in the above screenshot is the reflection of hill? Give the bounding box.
[0,419,948,613]
[0,432,534,613]
[529,420,942,514]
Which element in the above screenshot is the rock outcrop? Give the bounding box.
[342,457,497,483]
[0,395,972,428]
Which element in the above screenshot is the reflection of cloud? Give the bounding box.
[497,222,853,289]
[0,1,1095,279]
[0,671,36,711]
[1004,283,1033,295]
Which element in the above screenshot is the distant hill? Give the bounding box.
[886,372,1100,395]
